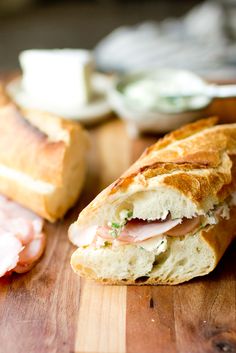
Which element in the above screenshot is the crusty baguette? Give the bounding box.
[69,118,236,284]
[0,102,88,222]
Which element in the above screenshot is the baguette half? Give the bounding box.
[0,100,88,222]
[69,118,236,284]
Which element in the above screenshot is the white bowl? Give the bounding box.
[109,69,212,137]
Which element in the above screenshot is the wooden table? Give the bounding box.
[0,96,236,353]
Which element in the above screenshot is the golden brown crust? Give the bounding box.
[163,169,231,204]
[0,104,66,185]
[0,99,88,221]
[200,206,236,265]
[77,118,236,224]
[111,117,235,194]
[143,116,218,154]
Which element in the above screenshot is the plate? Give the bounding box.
[6,72,113,125]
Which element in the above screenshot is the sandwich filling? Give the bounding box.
[73,198,233,253]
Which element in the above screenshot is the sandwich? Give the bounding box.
[69,117,236,285]
[0,88,88,222]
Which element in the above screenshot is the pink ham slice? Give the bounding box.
[0,195,44,244]
[73,225,98,247]
[122,218,182,242]
[96,226,136,243]
[14,233,46,274]
[164,216,202,236]
[0,219,34,245]
[0,195,45,277]
[74,216,202,247]
[97,218,182,243]
[0,234,23,277]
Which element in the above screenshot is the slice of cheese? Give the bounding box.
[138,236,167,254]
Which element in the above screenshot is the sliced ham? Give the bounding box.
[0,194,41,222]
[17,234,46,265]
[96,226,138,243]
[32,219,44,234]
[0,196,43,245]
[14,233,46,273]
[123,218,182,242]
[0,195,45,277]
[74,225,98,247]
[96,226,113,240]
[75,216,202,248]
[0,218,34,245]
[164,216,202,236]
[0,233,23,277]
[13,262,35,274]
[97,218,182,243]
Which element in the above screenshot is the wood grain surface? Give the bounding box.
[0,94,236,353]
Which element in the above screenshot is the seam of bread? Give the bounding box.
[0,163,55,193]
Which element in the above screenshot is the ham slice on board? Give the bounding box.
[0,234,23,277]
[0,195,45,277]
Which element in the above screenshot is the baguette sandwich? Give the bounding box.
[69,117,236,285]
[0,89,88,222]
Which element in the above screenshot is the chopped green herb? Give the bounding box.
[108,209,133,239]
[111,222,121,229]
[127,210,133,219]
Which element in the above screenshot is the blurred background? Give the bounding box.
[0,0,236,79]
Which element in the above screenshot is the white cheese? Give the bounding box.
[138,236,167,254]
[19,49,94,116]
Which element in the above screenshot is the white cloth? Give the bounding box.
[94,1,236,80]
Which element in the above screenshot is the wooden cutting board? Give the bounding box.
[0,93,236,353]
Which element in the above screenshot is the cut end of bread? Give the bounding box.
[71,230,216,285]
[71,205,236,285]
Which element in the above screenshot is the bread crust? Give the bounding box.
[0,101,88,221]
[113,117,236,194]
[70,118,236,284]
[0,105,66,184]
[74,118,236,227]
